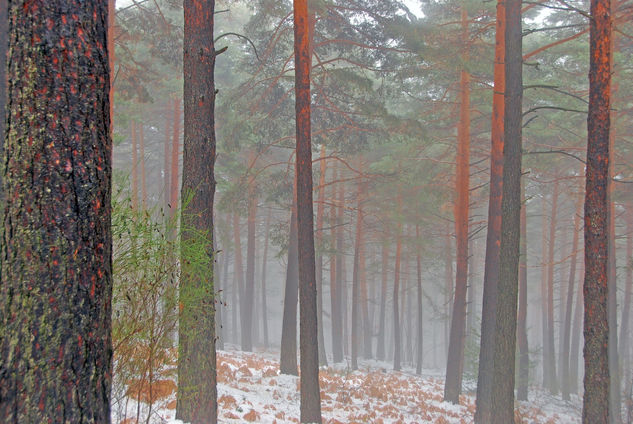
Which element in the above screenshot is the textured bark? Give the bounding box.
[0,0,6,196]
[416,225,424,375]
[489,0,521,419]
[280,192,299,375]
[315,144,328,366]
[583,0,611,421]
[517,185,529,401]
[293,1,321,420]
[562,193,583,400]
[176,1,218,422]
[393,195,403,371]
[444,7,470,402]
[474,2,504,421]
[546,181,560,394]
[243,154,257,352]
[0,2,112,421]
[377,241,389,361]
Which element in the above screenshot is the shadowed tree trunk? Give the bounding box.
[0,2,112,421]
[280,200,299,375]
[562,193,583,400]
[583,0,612,420]
[444,6,470,403]
[517,184,529,401]
[377,240,389,361]
[176,0,218,421]
[474,1,504,421]
[293,1,321,420]
[489,0,522,419]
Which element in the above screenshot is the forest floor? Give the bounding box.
[114,346,581,423]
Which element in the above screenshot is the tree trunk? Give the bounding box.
[619,207,632,388]
[139,123,147,208]
[489,0,522,419]
[280,200,299,375]
[546,180,560,394]
[570,260,584,394]
[562,193,583,400]
[393,195,403,371]
[0,2,112,421]
[233,212,245,344]
[474,1,504,420]
[132,120,139,210]
[583,0,612,420]
[416,225,424,374]
[163,103,172,217]
[293,1,321,420]
[444,7,470,402]
[315,144,328,366]
[351,183,364,370]
[177,1,218,421]
[517,184,529,401]
[243,154,257,352]
[330,167,343,362]
[360,215,372,360]
[261,209,272,349]
[169,97,181,225]
[333,170,345,362]
[377,241,389,361]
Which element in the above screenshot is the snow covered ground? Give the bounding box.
[113,347,582,423]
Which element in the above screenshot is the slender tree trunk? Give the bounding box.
[351,183,364,370]
[474,1,504,420]
[570,260,584,394]
[517,184,529,401]
[280,199,299,375]
[315,144,328,366]
[416,225,424,374]
[619,207,632,386]
[232,213,245,345]
[169,97,181,223]
[177,1,218,421]
[293,2,321,419]
[334,174,345,362]
[444,222,453,356]
[562,193,583,400]
[360,216,372,360]
[546,181,560,394]
[243,154,257,352]
[163,103,172,216]
[445,8,470,401]
[393,195,403,371]
[139,123,147,208]
[541,198,551,389]
[132,120,139,210]
[377,241,389,361]
[583,0,612,420]
[0,2,112,420]
[489,0,522,419]
[330,167,343,362]
[261,209,271,349]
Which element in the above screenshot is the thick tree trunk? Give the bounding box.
[293,1,321,420]
[177,1,218,422]
[377,241,389,361]
[474,1,504,420]
[489,0,522,419]
[583,0,612,421]
[315,144,328,366]
[562,193,583,400]
[280,201,299,375]
[0,2,112,421]
[517,185,529,401]
[444,8,470,402]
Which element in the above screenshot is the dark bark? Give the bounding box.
[474,1,504,421]
[517,185,529,401]
[489,0,522,419]
[444,7,470,402]
[293,1,321,420]
[583,0,611,420]
[0,1,112,421]
[280,202,299,375]
[562,193,582,400]
[176,1,218,422]
[0,0,6,195]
